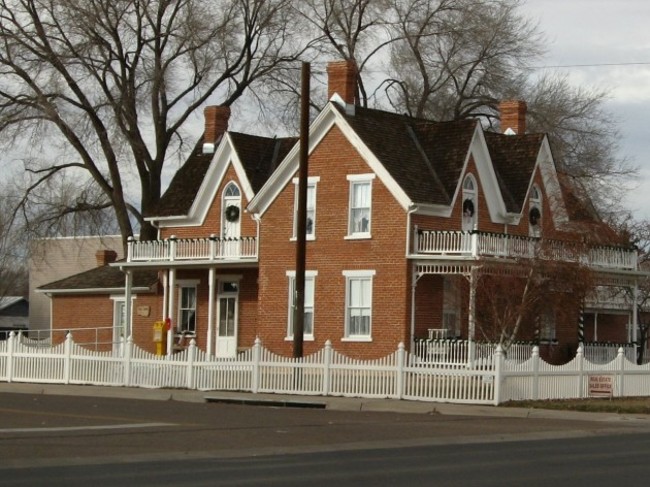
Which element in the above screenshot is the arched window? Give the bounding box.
[221,182,241,239]
[462,174,477,231]
[529,184,542,237]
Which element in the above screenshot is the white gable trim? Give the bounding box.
[447,126,510,224]
[537,136,568,228]
[248,102,412,217]
[153,133,255,228]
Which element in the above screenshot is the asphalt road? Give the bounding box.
[1,392,650,485]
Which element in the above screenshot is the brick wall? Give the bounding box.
[161,164,256,240]
[258,125,409,359]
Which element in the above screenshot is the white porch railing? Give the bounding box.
[4,332,650,405]
[127,235,257,262]
[413,228,638,270]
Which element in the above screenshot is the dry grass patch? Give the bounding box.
[504,397,650,414]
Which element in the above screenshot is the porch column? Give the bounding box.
[124,270,133,338]
[410,263,417,352]
[207,267,216,356]
[161,271,168,321]
[468,267,477,367]
[166,268,176,356]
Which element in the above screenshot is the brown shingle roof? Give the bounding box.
[151,138,214,218]
[336,105,476,206]
[229,132,298,194]
[39,265,158,292]
[151,133,297,218]
[484,132,545,214]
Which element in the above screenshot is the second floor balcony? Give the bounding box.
[127,235,257,264]
[412,228,638,271]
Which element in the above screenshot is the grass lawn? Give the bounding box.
[504,397,650,414]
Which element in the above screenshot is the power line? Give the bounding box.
[532,61,650,69]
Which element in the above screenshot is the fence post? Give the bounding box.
[577,344,584,399]
[532,346,540,401]
[63,332,73,384]
[186,339,197,389]
[323,340,332,396]
[617,346,625,398]
[493,344,504,405]
[6,331,15,383]
[124,336,133,387]
[396,342,405,400]
[252,337,261,393]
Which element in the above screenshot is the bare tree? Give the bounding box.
[0,0,303,248]
[382,0,633,215]
[0,192,28,298]
[475,250,594,351]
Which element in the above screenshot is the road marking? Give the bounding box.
[0,422,176,434]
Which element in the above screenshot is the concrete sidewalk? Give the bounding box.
[1,381,649,424]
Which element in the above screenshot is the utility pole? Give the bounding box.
[293,62,310,358]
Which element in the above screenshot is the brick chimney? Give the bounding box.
[203,105,231,154]
[96,249,117,267]
[499,100,527,134]
[327,60,358,105]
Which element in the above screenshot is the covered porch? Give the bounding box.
[118,235,260,358]
[407,228,644,365]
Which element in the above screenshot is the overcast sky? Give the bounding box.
[522,0,650,219]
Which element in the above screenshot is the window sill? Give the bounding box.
[285,336,314,342]
[341,336,372,343]
[344,234,371,240]
[290,236,316,242]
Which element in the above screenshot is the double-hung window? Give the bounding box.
[347,174,374,238]
[178,284,197,334]
[343,270,375,340]
[287,271,316,339]
[292,177,319,240]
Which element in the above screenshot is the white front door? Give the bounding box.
[113,299,127,355]
[216,281,238,357]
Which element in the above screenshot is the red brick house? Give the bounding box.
[40,61,644,362]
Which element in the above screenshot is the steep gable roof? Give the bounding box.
[229,132,298,194]
[151,138,214,218]
[336,104,477,206]
[484,132,546,213]
[151,132,297,220]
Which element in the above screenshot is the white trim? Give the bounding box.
[291,177,319,240]
[347,177,373,238]
[152,133,256,228]
[346,173,376,182]
[286,270,317,341]
[248,102,412,217]
[343,270,375,340]
[342,270,376,277]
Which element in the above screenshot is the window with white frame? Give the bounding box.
[286,271,317,339]
[292,177,319,239]
[462,174,477,231]
[443,276,460,337]
[343,270,375,339]
[178,284,197,334]
[529,184,542,237]
[347,174,374,237]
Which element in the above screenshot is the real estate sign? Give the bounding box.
[588,375,614,398]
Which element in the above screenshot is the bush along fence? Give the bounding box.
[1,332,650,405]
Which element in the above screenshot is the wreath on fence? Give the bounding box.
[225,205,240,222]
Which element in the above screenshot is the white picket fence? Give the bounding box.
[1,332,650,405]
